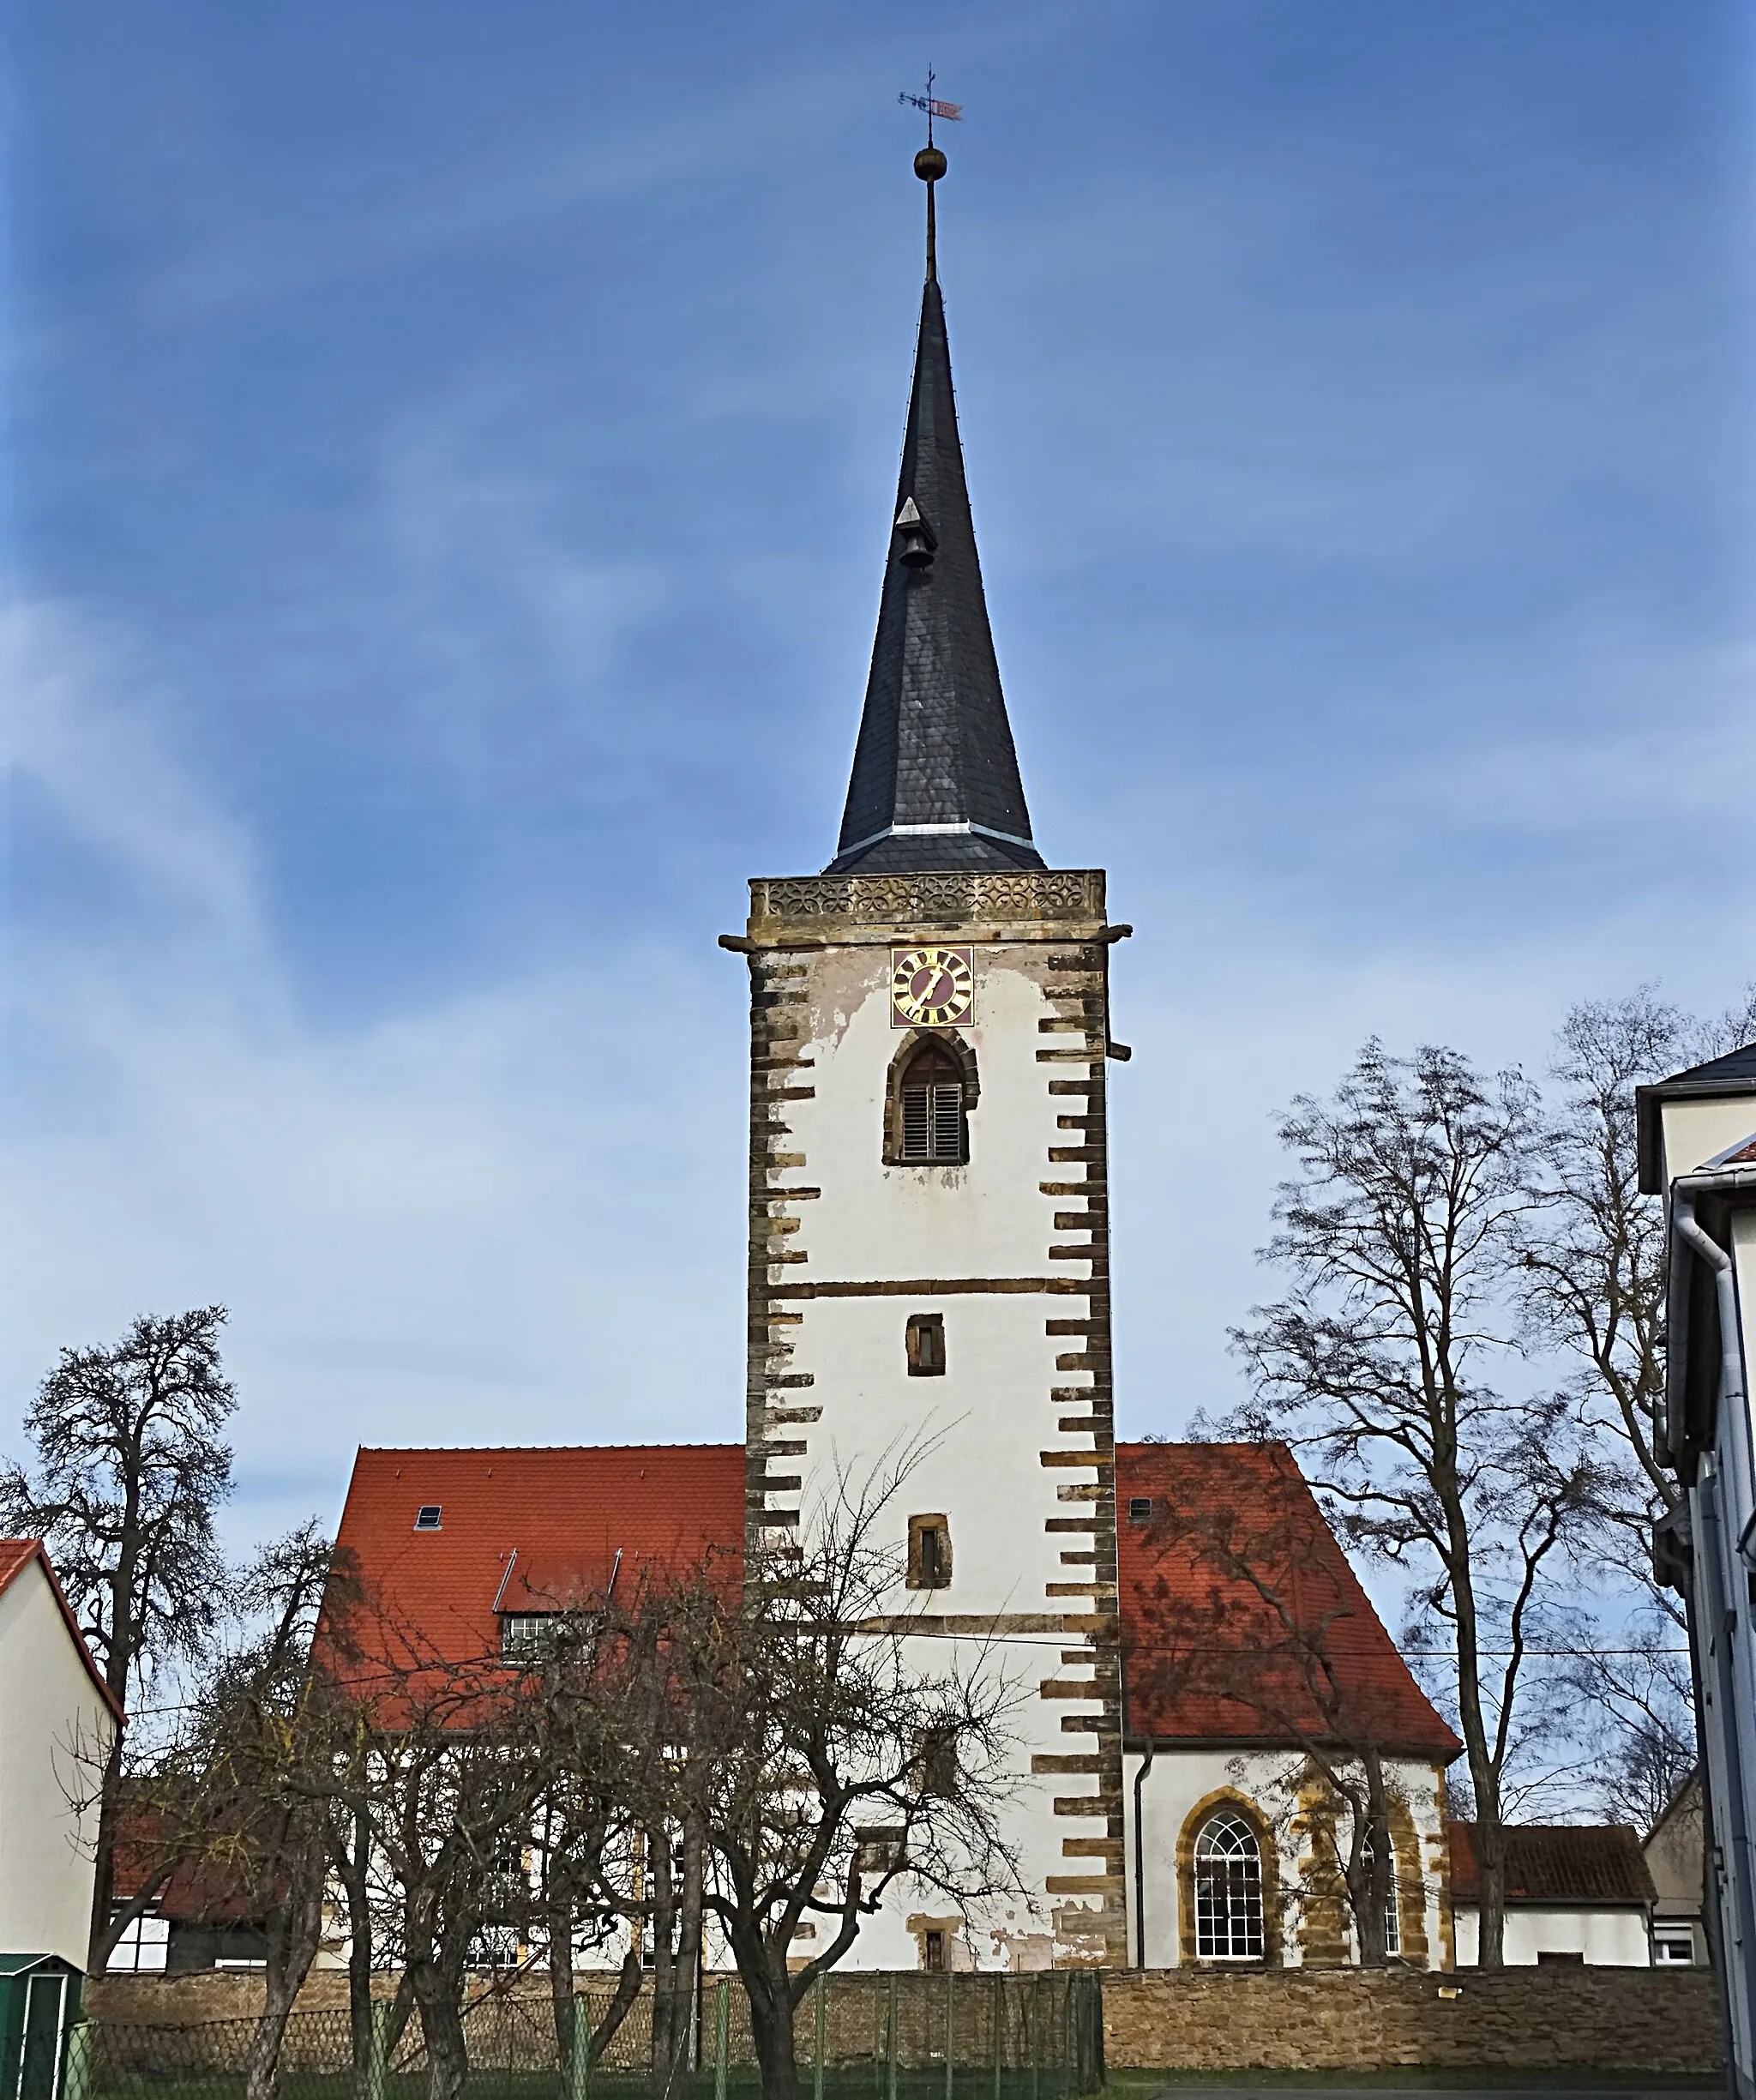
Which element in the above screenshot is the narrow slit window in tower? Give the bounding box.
[908,1513,953,1590]
[906,1312,946,1375]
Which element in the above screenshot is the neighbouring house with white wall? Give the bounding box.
[1638,1040,1756,2100]
[1448,1824,1655,1967]
[0,1539,122,1970]
[1645,1771,1708,1968]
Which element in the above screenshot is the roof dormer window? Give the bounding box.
[413,1506,442,1531]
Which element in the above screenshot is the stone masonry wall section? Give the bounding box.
[93,1966,1723,2078]
[1101,1966,1723,2075]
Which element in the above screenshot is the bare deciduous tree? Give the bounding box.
[658,1479,1024,2100]
[1518,993,1690,1614]
[0,1307,236,1967]
[1513,985,1755,1802]
[191,1524,350,2100]
[1229,1042,1603,1967]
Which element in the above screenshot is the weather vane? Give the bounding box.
[899,68,962,149]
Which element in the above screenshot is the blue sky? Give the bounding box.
[3,2,1752,1555]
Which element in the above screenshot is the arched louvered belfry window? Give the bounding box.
[1194,1810,1266,1960]
[898,1041,966,1164]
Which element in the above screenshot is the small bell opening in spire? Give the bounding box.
[894,496,937,569]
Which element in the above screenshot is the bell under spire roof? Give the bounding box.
[826,147,1042,876]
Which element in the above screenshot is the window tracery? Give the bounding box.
[1194,1809,1266,1960]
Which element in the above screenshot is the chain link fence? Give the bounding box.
[78,1972,1103,2100]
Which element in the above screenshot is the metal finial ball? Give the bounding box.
[914,146,947,182]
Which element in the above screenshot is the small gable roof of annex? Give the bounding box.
[0,1539,124,1724]
[327,1444,745,1679]
[1116,1442,1459,1760]
[1448,1821,1656,1906]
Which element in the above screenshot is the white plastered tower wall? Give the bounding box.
[739,867,1127,1971]
[1122,1748,1450,1971]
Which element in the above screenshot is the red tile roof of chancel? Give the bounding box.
[1449,1822,1656,1905]
[0,1537,124,1723]
[1116,1444,1458,1758]
[324,1446,743,1686]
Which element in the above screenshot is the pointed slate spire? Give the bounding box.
[826,150,1042,876]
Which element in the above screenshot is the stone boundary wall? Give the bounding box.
[89,1974,376,2024]
[91,1966,1725,2079]
[1102,1967,1723,2075]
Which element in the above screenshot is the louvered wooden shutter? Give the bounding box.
[929,1084,963,1160]
[899,1049,965,1163]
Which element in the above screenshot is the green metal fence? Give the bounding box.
[80,1972,1101,2100]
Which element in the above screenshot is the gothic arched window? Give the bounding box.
[897,1042,966,1164]
[1194,1810,1266,1960]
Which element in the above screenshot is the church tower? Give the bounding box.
[728,145,1128,1969]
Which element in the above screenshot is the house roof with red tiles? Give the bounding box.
[1448,1821,1656,1906]
[1115,1442,1459,1760]
[0,1537,124,1724]
[322,1445,744,1686]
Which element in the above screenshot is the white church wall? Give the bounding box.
[1122,1748,1450,1971]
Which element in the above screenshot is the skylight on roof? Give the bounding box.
[413,1506,442,1531]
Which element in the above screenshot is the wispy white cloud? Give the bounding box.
[0,599,746,1550]
[1,599,262,949]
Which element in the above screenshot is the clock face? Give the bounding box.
[891,946,975,1029]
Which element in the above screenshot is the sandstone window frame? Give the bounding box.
[883,1028,979,1167]
[907,1513,953,1590]
[906,1312,947,1376]
[1176,1788,1279,1968]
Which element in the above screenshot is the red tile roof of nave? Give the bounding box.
[324,1445,744,1682]
[1116,1444,1459,1760]
[0,1537,125,1723]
